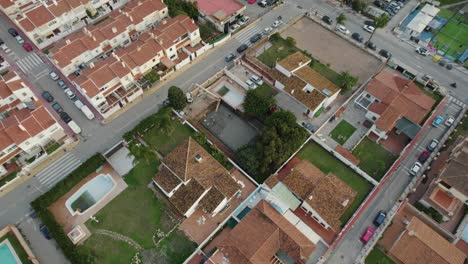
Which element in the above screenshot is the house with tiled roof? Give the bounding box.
[277,160,356,231]
[387,216,465,264]
[0,72,66,178]
[12,0,134,48]
[421,138,468,220]
[208,199,316,264]
[193,0,246,32]
[49,0,168,75]
[355,70,436,142]
[274,52,341,118]
[153,137,242,217]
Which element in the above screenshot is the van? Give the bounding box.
[373,211,387,227]
[80,105,95,120]
[67,120,82,134]
[250,74,263,85]
[74,99,84,109]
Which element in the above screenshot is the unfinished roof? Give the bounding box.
[153,164,182,194]
[277,52,311,73]
[366,70,435,132]
[390,217,466,264]
[295,66,340,96]
[169,179,205,215]
[214,200,315,263]
[440,138,468,196]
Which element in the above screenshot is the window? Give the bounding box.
[169,47,173,51]
[372,116,377,121]
[152,58,156,62]
[365,94,371,98]
[22,92,27,96]
[180,33,188,40]
[38,134,44,139]
[24,141,30,146]
[9,97,13,101]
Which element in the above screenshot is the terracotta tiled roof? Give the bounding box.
[199,187,225,214]
[153,164,182,193]
[0,0,14,8]
[440,138,468,196]
[115,34,163,70]
[21,5,55,28]
[169,179,205,215]
[121,0,166,25]
[282,160,325,200]
[0,129,14,150]
[390,217,466,264]
[151,15,198,46]
[368,102,388,115]
[366,71,435,132]
[214,200,315,263]
[277,51,311,73]
[295,66,340,95]
[195,0,245,23]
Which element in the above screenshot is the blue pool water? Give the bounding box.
[0,241,20,264]
[65,174,115,215]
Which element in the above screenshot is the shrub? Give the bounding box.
[192,132,233,170]
[168,86,187,111]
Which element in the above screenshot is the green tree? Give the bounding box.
[128,144,157,165]
[368,14,390,42]
[168,86,187,110]
[270,32,281,42]
[338,71,358,91]
[165,0,199,20]
[336,13,346,29]
[285,36,296,47]
[243,88,276,119]
[351,0,367,12]
[155,110,174,134]
[236,145,260,176]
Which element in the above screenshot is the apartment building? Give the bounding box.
[49,0,168,75]
[0,72,66,177]
[71,15,200,119]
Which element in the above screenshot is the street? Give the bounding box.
[0,0,467,262]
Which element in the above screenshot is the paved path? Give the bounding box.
[94,229,143,251]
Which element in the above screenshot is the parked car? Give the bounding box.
[263,27,273,35]
[238,16,250,26]
[57,79,67,89]
[8,28,18,37]
[409,162,423,176]
[445,116,455,127]
[41,91,54,102]
[374,0,383,7]
[250,74,263,85]
[0,39,4,46]
[446,64,453,70]
[351,33,363,43]
[416,47,428,56]
[364,20,376,27]
[1,45,11,53]
[373,211,387,227]
[250,33,262,43]
[49,71,59,81]
[336,25,350,35]
[74,99,84,109]
[272,20,283,28]
[230,23,240,32]
[22,43,33,52]
[360,226,375,244]
[247,0,256,3]
[365,41,377,50]
[258,0,267,6]
[64,88,76,100]
[51,102,63,113]
[379,49,392,58]
[427,139,440,152]
[67,120,82,134]
[80,105,95,120]
[15,35,24,44]
[418,150,430,163]
[39,224,52,240]
[431,115,444,127]
[237,44,249,53]
[438,60,446,67]
[225,53,236,62]
[363,25,375,33]
[322,15,333,25]
[245,79,257,89]
[60,112,72,123]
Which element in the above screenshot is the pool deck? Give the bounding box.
[49,163,127,235]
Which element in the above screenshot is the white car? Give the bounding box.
[245,79,257,89]
[238,16,250,26]
[230,23,240,32]
[445,116,455,127]
[49,71,59,81]
[363,25,375,33]
[336,25,350,35]
[263,27,273,35]
[272,20,283,28]
[64,88,76,100]
[15,35,24,44]
[409,162,422,176]
[0,45,11,53]
[416,47,428,56]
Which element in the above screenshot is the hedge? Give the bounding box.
[192,132,233,171]
[31,153,106,264]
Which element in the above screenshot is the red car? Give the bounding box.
[248,0,256,3]
[418,150,430,163]
[23,43,33,52]
[360,226,375,244]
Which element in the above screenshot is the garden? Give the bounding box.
[330,120,357,145]
[299,142,373,223]
[365,248,394,264]
[353,137,398,181]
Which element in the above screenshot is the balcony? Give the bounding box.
[100,84,143,114]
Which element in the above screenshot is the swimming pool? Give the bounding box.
[65,174,116,215]
[0,240,21,264]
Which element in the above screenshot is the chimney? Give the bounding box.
[129,15,133,22]
[137,45,141,52]
[65,39,71,45]
[291,89,295,94]
[298,61,303,66]
[112,27,117,33]
[408,230,415,236]
[195,154,202,163]
[89,62,95,68]
[341,199,349,207]
[162,19,167,25]
[121,61,125,68]
[92,35,96,41]
[52,0,57,5]
[18,124,26,131]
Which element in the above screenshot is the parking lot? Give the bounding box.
[282,17,383,83]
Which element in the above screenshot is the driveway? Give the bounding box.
[282,17,382,83]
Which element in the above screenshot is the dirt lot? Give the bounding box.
[282,17,382,83]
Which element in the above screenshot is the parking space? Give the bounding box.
[282,17,382,83]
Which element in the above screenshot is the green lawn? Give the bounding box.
[258,38,299,67]
[330,120,357,145]
[366,248,394,264]
[80,160,196,263]
[0,233,33,264]
[311,62,342,86]
[431,10,468,58]
[299,143,373,223]
[0,169,20,187]
[353,138,397,181]
[255,83,277,98]
[143,114,194,155]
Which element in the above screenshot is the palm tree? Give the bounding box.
[368,14,389,42]
[128,143,157,165]
[336,13,347,29]
[155,111,174,134]
[338,71,358,91]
